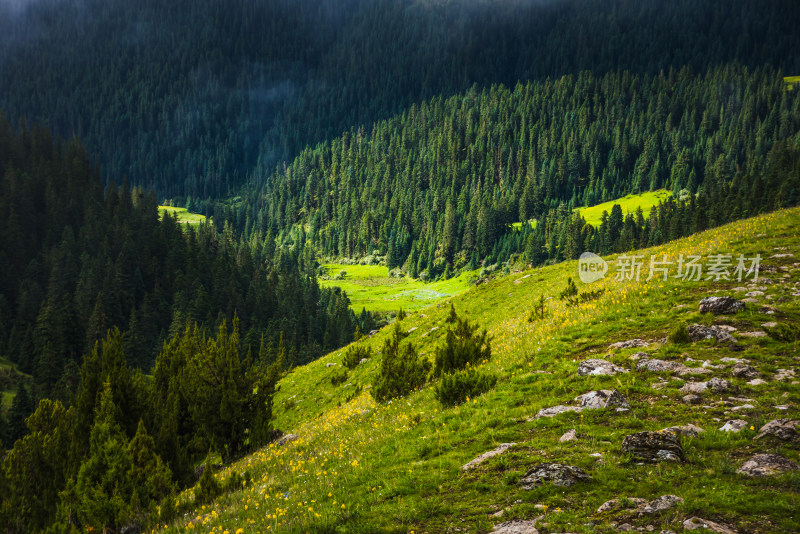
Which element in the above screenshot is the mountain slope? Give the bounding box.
[162,208,800,533]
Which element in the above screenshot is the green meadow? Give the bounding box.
[575,189,672,226]
[318,264,480,313]
[784,76,800,90]
[160,207,800,534]
[158,205,208,225]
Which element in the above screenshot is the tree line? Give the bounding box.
[217,65,800,277]
[1,0,797,198]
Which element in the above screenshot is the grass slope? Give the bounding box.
[158,206,208,225]
[785,76,800,90]
[319,264,479,313]
[576,190,672,226]
[162,208,800,534]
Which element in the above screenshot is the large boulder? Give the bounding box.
[755,419,799,441]
[698,296,745,315]
[578,359,628,376]
[621,431,684,463]
[686,324,737,343]
[574,389,630,409]
[519,463,591,489]
[737,453,800,477]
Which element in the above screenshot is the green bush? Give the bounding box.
[194,456,222,505]
[433,314,491,377]
[330,369,348,386]
[668,322,691,344]
[527,295,547,322]
[559,277,579,300]
[371,324,430,402]
[343,344,371,369]
[434,369,497,407]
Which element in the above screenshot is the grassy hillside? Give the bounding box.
[319,264,479,314]
[161,208,800,534]
[576,190,672,226]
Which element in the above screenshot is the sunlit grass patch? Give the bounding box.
[158,205,208,225]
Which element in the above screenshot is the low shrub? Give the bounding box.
[434,368,497,407]
[343,345,371,369]
[371,324,430,402]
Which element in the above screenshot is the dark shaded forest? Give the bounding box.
[220,66,800,278]
[0,0,798,198]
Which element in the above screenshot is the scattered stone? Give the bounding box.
[578,359,629,376]
[739,331,767,338]
[462,442,517,471]
[575,389,630,409]
[679,381,707,394]
[406,327,418,333]
[755,419,799,441]
[368,329,378,336]
[608,339,650,351]
[532,405,583,419]
[747,378,768,386]
[699,296,745,315]
[730,404,755,411]
[683,394,703,404]
[719,420,748,432]
[745,291,764,297]
[720,357,749,365]
[641,495,684,514]
[276,433,299,446]
[326,362,336,367]
[630,351,649,360]
[737,453,800,477]
[774,368,796,381]
[621,431,684,463]
[359,358,368,364]
[559,429,578,442]
[519,463,591,489]
[686,324,737,343]
[761,321,778,328]
[596,497,648,514]
[682,517,738,533]
[731,364,759,379]
[771,253,795,258]
[707,377,731,392]
[491,520,539,534]
[661,424,704,438]
[636,357,710,376]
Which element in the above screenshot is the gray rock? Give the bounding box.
[682,517,738,533]
[276,433,299,446]
[559,429,578,442]
[774,368,796,381]
[636,358,710,376]
[708,377,731,393]
[698,296,745,315]
[519,463,591,489]
[359,357,368,364]
[686,324,737,343]
[326,362,336,367]
[739,331,767,338]
[491,520,539,534]
[737,453,800,477]
[641,494,684,514]
[747,378,768,386]
[719,419,748,432]
[532,405,583,419]
[731,364,759,379]
[679,381,707,394]
[730,403,755,411]
[608,339,650,351]
[574,389,630,410]
[621,431,684,463]
[596,497,648,513]
[683,394,703,404]
[755,419,799,441]
[462,442,517,471]
[578,359,629,376]
[661,424,704,438]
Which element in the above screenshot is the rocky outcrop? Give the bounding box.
[719,420,748,432]
[686,324,737,343]
[731,363,759,379]
[683,517,738,533]
[737,453,800,477]
[519,463,591,489]
[559,429,578,442]
[574,389,630,409]
[621,431,684,463]
[679,377,730,395]
[577,359,628,376]
[462,443,517,471]
[755,419,799,441]
[595,495,683,515]
[698,297,745,315]
[636,357,711,376]
[276,433,299,447]
[533,405,583,418]
[661,423,704,438]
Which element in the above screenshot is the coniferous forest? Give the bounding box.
[0,0,799,532]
